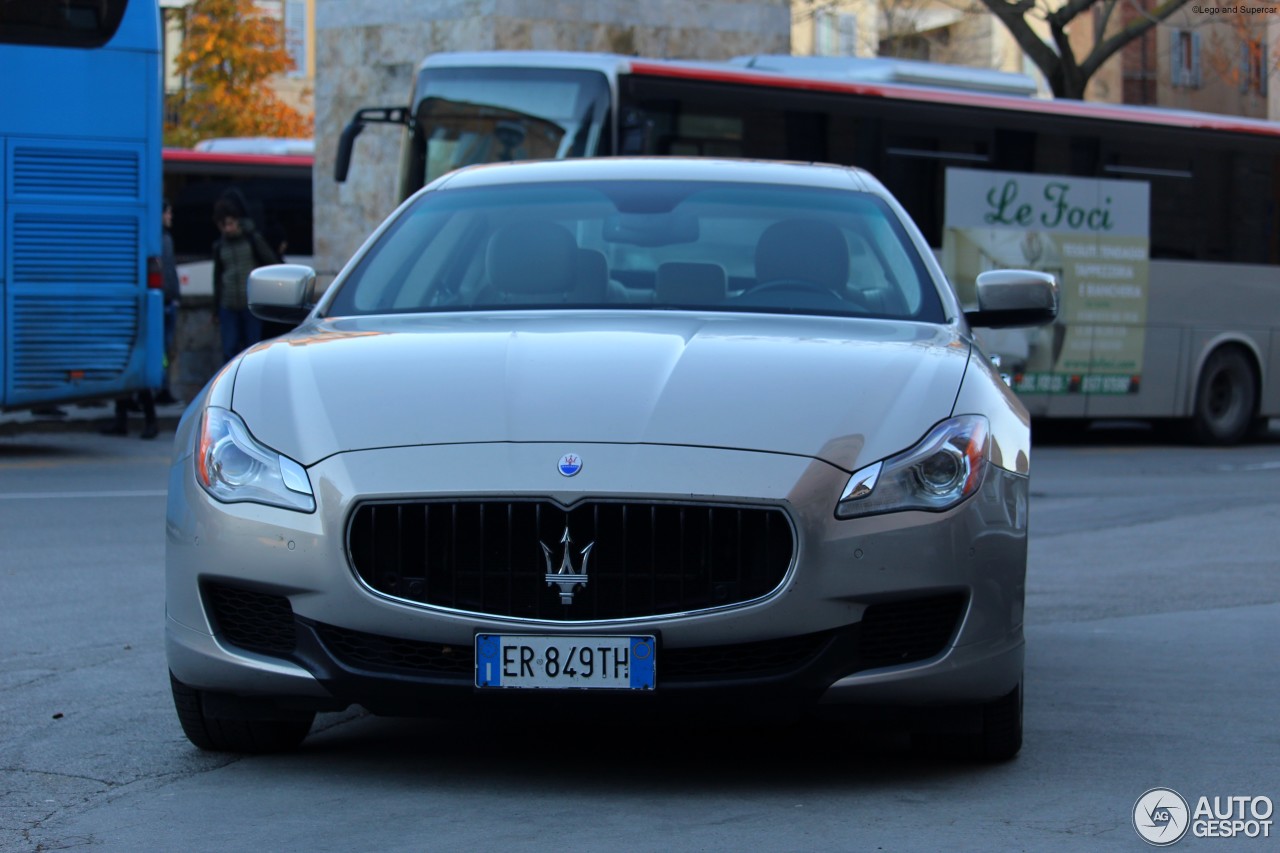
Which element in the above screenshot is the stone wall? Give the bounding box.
[170,297,222,404]
[312,0,791,279]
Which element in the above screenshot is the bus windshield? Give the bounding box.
[402,67,610,189]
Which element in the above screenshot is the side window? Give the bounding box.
[1170,29,1202,89]
[662,113,745,158]
[881,121,992,247]
[1102,139,1196,260]
[620,78,793,160]
[1221,147,1274,264]
[814,10,858,57]
[1240,38,1268,96]
[0,0,128,47]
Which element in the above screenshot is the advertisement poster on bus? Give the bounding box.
[941,168,1150,395]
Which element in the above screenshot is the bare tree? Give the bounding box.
[979,0,1192,98]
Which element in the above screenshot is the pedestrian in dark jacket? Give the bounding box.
[211,191,280,363]
[156,198,181,403]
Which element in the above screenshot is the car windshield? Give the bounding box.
[323,180,946,322]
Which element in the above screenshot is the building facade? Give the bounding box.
[1148,5,1279,119]
[791,2,1042,83]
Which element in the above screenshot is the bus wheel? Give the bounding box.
[1190,347,1257,445]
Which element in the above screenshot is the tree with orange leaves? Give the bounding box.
[165,0,312,147]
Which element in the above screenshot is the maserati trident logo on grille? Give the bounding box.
[557,453,583,476]
[542,526,594,605]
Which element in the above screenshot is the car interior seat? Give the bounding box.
[655,261,728,306]
[753,218,850,292]
[481,221,578,304]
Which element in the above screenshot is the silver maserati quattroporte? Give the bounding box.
[165,157,1057,759]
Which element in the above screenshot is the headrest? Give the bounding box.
[656,262,727,305]
[754,219,849,290]
[575,248,609,301]
[486,221,577,294]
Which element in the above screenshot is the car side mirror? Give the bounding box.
[964,270,1058,328]
[249,264,316,324]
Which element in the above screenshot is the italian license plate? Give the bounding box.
[475,634,655,690]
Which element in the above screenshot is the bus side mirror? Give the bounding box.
[334,106,411,182]
[964,269,1059,328]
[249,264,316,324]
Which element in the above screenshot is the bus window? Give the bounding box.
[0,0,128,47]
[660,111,746,157]
[882,123,991,246]
[1103,139,1196,260]
[620,77,797,160]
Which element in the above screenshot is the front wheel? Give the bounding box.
[170,672,314,753]
[914,683,1023,762]
[1190,347,1257,445]
[973,683,1023,762]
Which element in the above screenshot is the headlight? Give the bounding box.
[836,414,989,518]
[195,407,315,512]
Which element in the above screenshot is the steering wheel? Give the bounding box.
[746,278,839,297]
[742,278,873,313]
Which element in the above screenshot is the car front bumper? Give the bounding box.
[166,440,1028,716]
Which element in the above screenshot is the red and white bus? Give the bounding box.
[163,139,313,298]
[335,51,1280,444]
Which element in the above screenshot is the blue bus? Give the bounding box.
[0,0,164,412]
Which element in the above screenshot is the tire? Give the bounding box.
[1190,347,1257,445]
[170,672,314,753]
[973,683,1023,762]
[914,683,1023,763]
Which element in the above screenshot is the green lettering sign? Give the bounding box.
[1040,182,1114,232]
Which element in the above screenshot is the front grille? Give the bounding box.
[858,593,966,668]
[662,631,835,679]
[315,623,472,675]
[313,621,834,682]
[347,500,794,621]
[204,583,297,656]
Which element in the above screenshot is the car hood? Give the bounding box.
[230,312,971,470]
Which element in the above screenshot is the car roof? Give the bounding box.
[431,157,876,194]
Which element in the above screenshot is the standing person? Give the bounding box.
[101,387,157,439]
[155,198,181,404]
[211,190,280,363]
